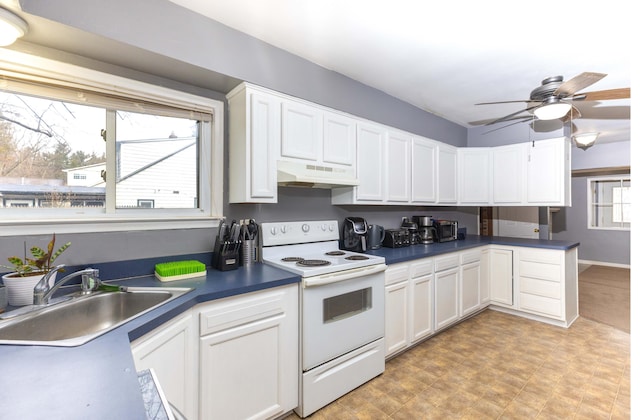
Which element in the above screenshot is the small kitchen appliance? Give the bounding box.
[342,217,369,252]
[382,229,411,248]
[367,225,385,250]
[412,215,436,244]
[261,220,387,417]
[433,220,458,242]
[400,217,420,245]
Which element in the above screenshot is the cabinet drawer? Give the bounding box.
[518,248,563,265]
[519,260,562,282]
[199,289,288,336]
[460,250,482,265]
[519,292,562,318]
[412,259,433,278]
[386,264,410,285]
[520,276,561,299]
[435,254,459,272]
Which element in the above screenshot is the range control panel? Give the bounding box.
[261,220,339,247]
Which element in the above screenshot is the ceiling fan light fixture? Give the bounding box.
[0,7,28,47]
[573,132,598,150]
[533,98,572,120]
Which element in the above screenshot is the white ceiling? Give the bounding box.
[169,0,632,144]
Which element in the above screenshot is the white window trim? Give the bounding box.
[0,49,224,236]
[586,174,631,231]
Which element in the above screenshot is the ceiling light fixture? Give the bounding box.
[0,7,28,47]
[573,132,598,150]
[533,97,572,120]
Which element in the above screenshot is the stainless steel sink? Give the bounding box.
[0,287,192,347]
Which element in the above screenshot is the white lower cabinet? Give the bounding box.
[199,284,298,420]
[131,310,198,420]
[434,267,459,330]
[488,248,514,306]
[131,284,298,420]
[516,247,578,324]
[460,250,482,317]
[384,264,410,356]
[384,259,434,358]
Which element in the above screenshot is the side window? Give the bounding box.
[588,176,631,230]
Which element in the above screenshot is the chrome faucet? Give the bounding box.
[33,266,101,306]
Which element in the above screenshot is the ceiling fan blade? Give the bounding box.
[572,88,630,101]
[554,72,606,97]
[482,117,532,135]
[475,99,541,105]
[561,106,582,123]
[484,103,541,126]
[469,115,532,126]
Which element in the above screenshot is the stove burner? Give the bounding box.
[296,259,331,267]
[345,255,370,261]
[281,257,304,263]
[325,251,346,256]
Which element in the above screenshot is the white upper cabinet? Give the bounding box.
[437,143,457,204]
[458,147,491,204]
[323,111,356,169]
[228,85,279,203]
[386,130,412,202]
[355,122,385,201]
[526,137,571,205]
[411,137,437,203]
[492,143,526,204]
[281,99,322,162]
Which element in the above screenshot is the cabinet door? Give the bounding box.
[384,280,410,356]
[460,262,481,316]
[355,123,385,201]
[411,137,436,203]
[526,138,569,204]
[490,248,514,306]
[410,274,433,342]
[458,148,491,204]
[434,267,459,330]
[386,130,411,202]
[323,111,356,168]
[281,100,322,161]
[131,311,198,420]
[493,143,525,204]
[199,285,298,420]
[249,92,279,200]
[437,144,457,203]
[480,248,491,304]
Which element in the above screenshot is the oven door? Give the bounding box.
[301,264,386,371]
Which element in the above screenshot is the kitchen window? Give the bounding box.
[587,176,631,230]
[0,50,223,235]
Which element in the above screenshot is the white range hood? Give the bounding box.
[277,160,359,189]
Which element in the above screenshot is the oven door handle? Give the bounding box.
[303,263,388,287]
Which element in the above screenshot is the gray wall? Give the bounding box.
[552,141,630,265]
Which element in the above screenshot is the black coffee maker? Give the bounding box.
[342,217,368,252]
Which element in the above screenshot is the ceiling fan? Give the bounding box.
[475,72,630,128]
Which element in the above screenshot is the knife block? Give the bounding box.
[212,236,240,271]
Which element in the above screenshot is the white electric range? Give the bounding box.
[261,220,387,418]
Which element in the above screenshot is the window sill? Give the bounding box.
[0,216,221,236]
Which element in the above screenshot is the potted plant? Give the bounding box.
[1,234,71,306]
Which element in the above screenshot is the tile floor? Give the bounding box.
[288,310,630,419]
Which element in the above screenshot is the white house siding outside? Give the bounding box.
[64,163,105,187]
[116,137,197,209]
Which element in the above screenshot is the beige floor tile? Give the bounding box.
[288,310,630,420]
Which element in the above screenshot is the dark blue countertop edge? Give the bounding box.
[366,235,579,265]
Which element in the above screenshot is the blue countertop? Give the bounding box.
[0,235,578,418]
[0,264,299,420]
[367,235,579,265]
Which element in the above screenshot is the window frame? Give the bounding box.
[586,175,631,231]
[0,49,224,236]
